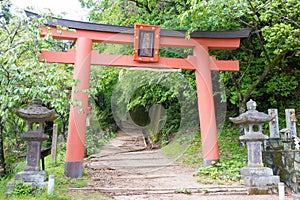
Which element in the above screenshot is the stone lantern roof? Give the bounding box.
[14,98,55,121]
[229,99,273,124]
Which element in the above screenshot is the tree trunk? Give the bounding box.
[0,123,6,177]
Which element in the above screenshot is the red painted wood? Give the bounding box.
[66,38,92,163]
[90,52,194,69]
[40,51,239,71]
[40,50,75,64]
[40,26,241,49]
[210,57,239,71]
[193,45,220,164]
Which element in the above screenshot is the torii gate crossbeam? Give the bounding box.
[26,11,251,178]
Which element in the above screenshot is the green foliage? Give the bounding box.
[263,23,300,57]
[80,0,191,29]
[1,147,112,200]
[85,128,116,156]
[11,180,38,196]
[180,0,244,31]
[175,188,192,194]
[197,127,247,184]
[265,73,298,98]
[3,115,26,174]
[168,126,247,184]
[89,66,120,131]
[195,0,300,114]
[0,9,73,176]
[87,67,120,155]
[175,132,202,166]
[112,70,198,143]
[197,154,246,184]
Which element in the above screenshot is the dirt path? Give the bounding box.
[70,124,293,199]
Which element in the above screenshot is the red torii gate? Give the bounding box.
[26,11,250,178]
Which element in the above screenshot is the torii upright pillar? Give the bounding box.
[65,37,92,178]
[194,45,219,166]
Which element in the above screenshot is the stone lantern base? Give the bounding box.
[15,170,48,187]
[240,167,280,194]
[7,171,48,194]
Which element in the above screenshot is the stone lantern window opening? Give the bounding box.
[28,121,43,132]
[245,124,262,134]
[284,132,289,140]
[253,124,261,133]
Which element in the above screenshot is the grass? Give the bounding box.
[0,147,112,200]
[163,125,248,185]
[196,126,247,185]
[162,129,200,162]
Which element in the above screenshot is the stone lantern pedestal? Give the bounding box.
[230,99,280,194]
[13,98,56,188]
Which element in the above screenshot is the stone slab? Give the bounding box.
[242,175,280,187]
[15,170,47,183]
[240,167,274,176]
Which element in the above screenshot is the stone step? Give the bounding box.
[68,186,248,196]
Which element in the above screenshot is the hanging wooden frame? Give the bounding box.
[134,24,160,62]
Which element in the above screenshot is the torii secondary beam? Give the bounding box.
[40,50,239,71]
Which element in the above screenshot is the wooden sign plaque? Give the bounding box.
[134,24,160,62]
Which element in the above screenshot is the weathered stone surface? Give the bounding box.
[246,141,264,167]
[20,132,49,141]
[268,109,280,138]
[231,100,279,194]
[295,153,300,162]
[241,167,280,195]
[6,182,14,194]
[14,170,48,188]
[285,109,297,137]
[14,98,55,120]
[240,133,268,141]
[230,110,273,124]
[242,175,279,187]
[11,98,57,191]
[240,167,274,176]
[263,150,300,192]
[230,100,273,125]
[263,108,300,192]
[15,171,47,183]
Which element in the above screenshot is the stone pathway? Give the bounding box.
[69,124,293,200]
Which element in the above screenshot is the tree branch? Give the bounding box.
[267,10,300,28]
[0,63,10,87]
[129,0,152,14]
[230,72,243,105]
[238,1,270,102]
[238,50,253,85]
[9,21,22,44]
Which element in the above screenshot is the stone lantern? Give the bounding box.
[279,128,293,150]
[14,98,57,187]
[230,99,280,194]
